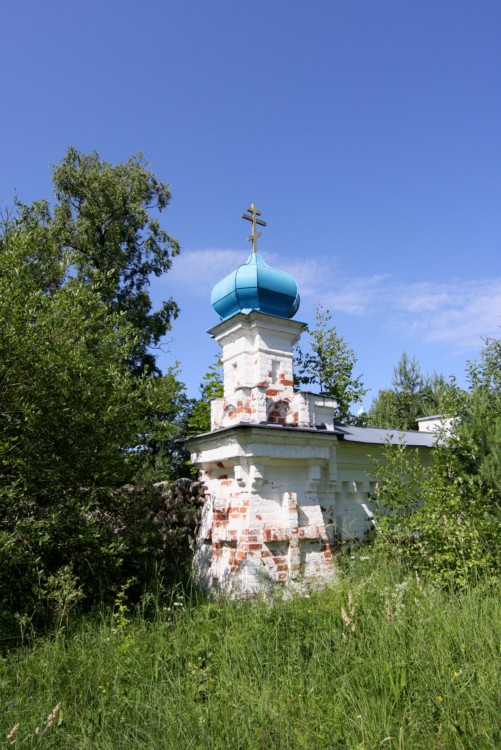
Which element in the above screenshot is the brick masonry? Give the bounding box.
[189,311,359,596]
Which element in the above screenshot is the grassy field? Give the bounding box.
[1,554,499,749]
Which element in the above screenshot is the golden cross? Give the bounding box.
[242,203,267,254]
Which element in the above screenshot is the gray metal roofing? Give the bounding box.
[333,424,436,447]
[186,421,437,448]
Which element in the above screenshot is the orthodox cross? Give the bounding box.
[242,203,266,254]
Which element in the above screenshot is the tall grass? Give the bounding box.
[1,554,499,749]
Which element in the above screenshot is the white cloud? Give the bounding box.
[292,260,501,349]
[319,275,390,315]
[163,247,501,350]
[166,248,246,295]
[167,248,327,299]
[405,280,501,348]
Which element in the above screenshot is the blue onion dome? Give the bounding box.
[211,253,300,321]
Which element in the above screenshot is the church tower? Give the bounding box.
[186,205,438,597]
[187,205,338,596]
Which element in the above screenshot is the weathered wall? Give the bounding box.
[188,310,435,597]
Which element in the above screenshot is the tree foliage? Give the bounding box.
[16,147,180,375]
[463,335,501,498]
[187,357,224,436]
[295,306,367,424]
[371,336,501,585]
[367,352,461,429]
[0,149,187,627]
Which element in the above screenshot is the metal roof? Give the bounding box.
[210,253,300,321]
[333,424,436,447]
[186,421,437,448]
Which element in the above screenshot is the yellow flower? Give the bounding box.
[436,695,444,702]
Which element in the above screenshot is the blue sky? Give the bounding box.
[1,1,500,408]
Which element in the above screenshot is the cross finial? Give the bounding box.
[242,203,267,254]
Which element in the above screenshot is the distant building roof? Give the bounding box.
[187,421,437,448]
[333,424,436,447]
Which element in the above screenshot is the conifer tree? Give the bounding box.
[295,306,367,424]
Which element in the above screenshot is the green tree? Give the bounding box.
[16,146,180,375]
[295,306,367,424]
[367,353,460,429]
[187,357,224,436]
[0,150,187,625]
[365,388,399,429]
[460,334,501,501]
[371,336,501,584]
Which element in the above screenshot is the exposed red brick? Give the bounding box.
[218,475,228,480]
[266,388,279,397]
[221,480,232,486]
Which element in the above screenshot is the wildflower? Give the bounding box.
[46,703,61,728]
[436,695,444,702]
[341,607,356,632]
[6,724,19,743]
